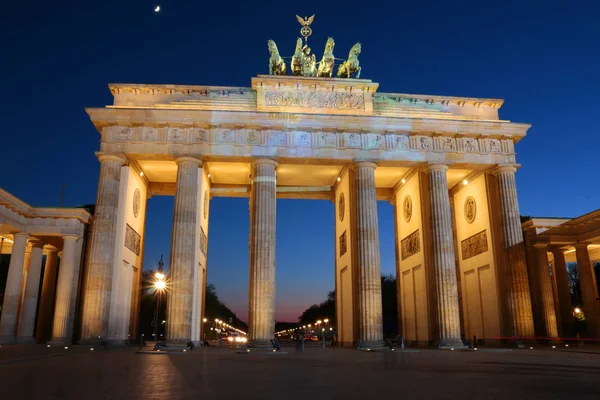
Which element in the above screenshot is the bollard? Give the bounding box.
[301,335,305,352]
[473,335,476,349]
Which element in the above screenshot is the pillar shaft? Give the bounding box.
[49,236,81,345]
[0,233,29,342]
[17,241,45,342]
[36,247,59,343]
[248,159,277,347]
[575,245,600,338]
[533,246,558,338]
[166,157,201,343]
[550,249,573,337]
[495,166,534,338]
[80,154,125,342]
[355,162,384,347]
[426,165,463,347]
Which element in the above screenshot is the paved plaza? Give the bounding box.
[1,344,599,399]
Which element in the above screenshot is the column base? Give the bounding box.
[248,339,274,349]
[48,337,73,346]
[357,340,386,350]
[0,335,17,344]
[78,337,106,346]
[438,338,467,350]
[106,339,131,347]
[16,337,37,344]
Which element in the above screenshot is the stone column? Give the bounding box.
[166,157,201,343]
[354,162,384,348]
[575,244,600,338]
[35,246,59,343]
[533,245,559,338]
[17,240,45,343]
[248,159,277,347]
[80,153,125,342]
[49,235,81,345]
[494,166,534,339]
[550,248,573,337]
[0,232,29,343]
[426,165,463,348]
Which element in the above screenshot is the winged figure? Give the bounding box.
[296,14,315,27]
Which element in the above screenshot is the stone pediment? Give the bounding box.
[251,75,378,116]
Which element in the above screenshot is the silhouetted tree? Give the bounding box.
[138,277,247,339]
[567,262,582,306]
[298,275,399,338]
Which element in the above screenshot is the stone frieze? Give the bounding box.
[264,91,365,110]
[461,229,488,260]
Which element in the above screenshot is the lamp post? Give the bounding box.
[153,272,166,342]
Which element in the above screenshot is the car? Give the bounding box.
[226,332,248,344]
[310,336,319,342]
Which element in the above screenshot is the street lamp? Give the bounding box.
[153,271,167,341]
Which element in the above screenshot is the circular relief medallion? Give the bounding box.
[132,188,140,218]
[338,193,345,222]
[203,190,208,219]
[403,195,412,223]
[464,196,476,224]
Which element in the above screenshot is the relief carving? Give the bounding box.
[269,131,286,146]
[401,229,420,260]
[403,195,412,223]
[346,133,361,147]
[464,196,476,224]
[296,131,311,146]
[125,224,141,256]
[396,135,410,149]
[219,129,235,143]
[193,128,209,142]
[461,229,488,260]
[339,230,347,256]
[418,136,432,150]
[143,127,157,141]
[116,127,131,141]
[464,138,479,152]
[132,189,140,218]
[247,130,261,145]
[368,134,384,149]
[338,193,345,222]
[168,127,183,142]
[443,137,456,151]
[488,139,501,153]
[199,227,208,256]
[321,132,337,147]
[264,91,365,110]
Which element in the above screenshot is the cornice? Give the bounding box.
[0,188,92,224]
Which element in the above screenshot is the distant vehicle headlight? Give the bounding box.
[240,337,247,343]
[227,337,234,342]
[235,337,242,342]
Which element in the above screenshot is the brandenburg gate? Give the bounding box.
[5,18,576,349]
[77,21,538,348]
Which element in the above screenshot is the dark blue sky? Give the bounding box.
[2,1,599,322]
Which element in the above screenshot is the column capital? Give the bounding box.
[12,232,29,240]
[44,245,59,253]
[574,243,590,250]
[29,239,45,249]
[424,164,449,173]
[493,165,518,175]
[548,246,566,255]
[95,152,126,165]
[252,158,278,168]
[353,161,378,170]
[63,234,80,242]
[532,243,549,250]
[175,156,202,166]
